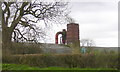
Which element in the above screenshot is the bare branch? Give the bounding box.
[2,1,70,43]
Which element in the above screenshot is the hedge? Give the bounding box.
[2,53,118,69]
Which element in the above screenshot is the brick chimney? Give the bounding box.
[66,23,80,53]
[67,23,80,44]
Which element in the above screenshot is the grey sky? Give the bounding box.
[69,2,118,47]
[40,1,118,47]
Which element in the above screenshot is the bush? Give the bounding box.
[2,53,118,69]
[94,53,118,68]
[10,42,42,54]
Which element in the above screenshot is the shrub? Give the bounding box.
[2,53,118,69]
[10,42,42,54]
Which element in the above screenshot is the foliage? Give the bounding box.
[2,53,118,69]
[11,42,43,54]
[2,42,43,56]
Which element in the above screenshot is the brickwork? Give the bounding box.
[66,23,80,44]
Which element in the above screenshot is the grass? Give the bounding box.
[3,64,41,70]
[2,64,117,70]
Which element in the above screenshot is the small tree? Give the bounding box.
[80,39,95,47]
[80,39,95,53]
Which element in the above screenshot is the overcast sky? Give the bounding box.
[40,0,118,47]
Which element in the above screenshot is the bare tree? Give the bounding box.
[66,15,75,23]
[2,1,70,49]
[80,39,95,47]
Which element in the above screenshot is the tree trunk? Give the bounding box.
[2,26,13,55]
[2,10,13,52]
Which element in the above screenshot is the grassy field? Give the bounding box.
[2,64,117,70]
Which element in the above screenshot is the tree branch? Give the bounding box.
[5,6,10,26]
[10,2,29,31]
[14,28,27,41]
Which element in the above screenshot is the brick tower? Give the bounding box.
[66,23,80,53]
[67,23,80,44]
